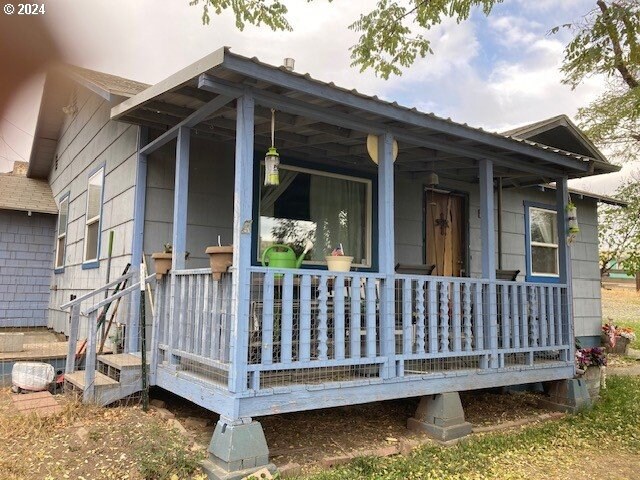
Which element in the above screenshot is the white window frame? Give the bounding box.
[258,163,373,268]
[55,194,69,269]
[83,167,104,264]
[528,206,559,278]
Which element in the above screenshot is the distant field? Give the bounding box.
[601,288,640,349]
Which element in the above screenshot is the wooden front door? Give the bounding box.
[425,189,466,277]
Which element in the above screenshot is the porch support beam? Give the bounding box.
[139,94,235,155]
[479,159,498,369]
[128,126,148,353]
[555,177,574,364]
[172,126,190,271]
[198,75,588,178]
[228,92,255,396]
[378,133,396,379]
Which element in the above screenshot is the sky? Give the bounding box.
[0,0,636,192]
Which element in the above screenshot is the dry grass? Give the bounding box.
[601,288,640,349]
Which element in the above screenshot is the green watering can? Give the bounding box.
[261,244,305,269]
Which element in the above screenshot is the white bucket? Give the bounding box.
[326,256,354,272]
[12,362,55,391]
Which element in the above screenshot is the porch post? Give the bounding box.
[128,126,148,353]
[378,132,396,379]
[172,126,190,271]
[228,93,254,395]
[479,159,498,369]
[555,177,574,364]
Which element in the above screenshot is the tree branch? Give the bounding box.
[597,0,639,88]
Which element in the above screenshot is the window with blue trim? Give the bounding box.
[83,167,104,264]
[526,205,559,281]
[55,194,69,269]
[258,163,372,267]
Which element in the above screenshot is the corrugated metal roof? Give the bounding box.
[0,163,57,214]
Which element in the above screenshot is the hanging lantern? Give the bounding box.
[264,109,280,186]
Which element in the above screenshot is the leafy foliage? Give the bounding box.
[189,0,293,31]
[598,172,640,276]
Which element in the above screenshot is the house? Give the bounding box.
[0,161,57,328]
[25,48,624,479]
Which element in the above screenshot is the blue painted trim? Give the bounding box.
[54,191,71,274]
[251,155,378,272]
[82,163,106,267]
[523,200,560,284]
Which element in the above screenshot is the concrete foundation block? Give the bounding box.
[540,378,591,413]
[0,333,24,353]
[407,392,472,442]
[203,419,276,480]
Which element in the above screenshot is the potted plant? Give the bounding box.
[326,244,353,272]
[575,347,607,400]
[602,322,636,355]
[151,243,173,279]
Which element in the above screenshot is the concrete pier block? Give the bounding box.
[407,392,472,442]
[540,378,591,413]
[202,418,276,480]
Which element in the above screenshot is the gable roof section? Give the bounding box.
[0,162,57,214]
[27,65,149,179]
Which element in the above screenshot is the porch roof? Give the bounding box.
[111,47,619,186]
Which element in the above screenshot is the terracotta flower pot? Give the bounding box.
[205,246,234,280]
[151,252,172,280]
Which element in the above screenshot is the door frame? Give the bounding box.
[422,185,470,277]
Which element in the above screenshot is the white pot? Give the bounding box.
[326,256,353,272]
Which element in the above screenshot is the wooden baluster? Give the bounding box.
[547,286,556,346]
[402,278,413,355]
[318,275,329,360]
[439,281,450,353]
[350,275,362,359]
[178,276,187,352]
[427,280,437,353]
[511,284,520,349]
[334,275,346,360]
[83,310,98,403]
[365,277,377,358]
[463,282,472,352]
[452,282,462,352]
[520,284,528,348]
[555,287,563,346]
[193,274,203,355]
[66,304,80,374]
[415,280,426,354]
[210,278,220,361]
[473,283,484,351]
[201,275,210,356]
[262,272,275,365]
[530,286,539,347]
[501,284,510,349]
[539,286,548,347]
[299,274,312,362]
[281,272,294,364]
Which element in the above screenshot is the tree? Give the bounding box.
[191,1,639,158]
[598,171,640,277]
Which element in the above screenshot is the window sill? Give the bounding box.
[525,274,560,284]
[82,260,99,270]
[54,267,65,274]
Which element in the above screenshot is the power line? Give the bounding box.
[1,116,33,137]
[0,134,27,161]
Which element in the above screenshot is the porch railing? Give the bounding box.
[154,266,572,393]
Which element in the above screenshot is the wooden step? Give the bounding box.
[64,371,119,389]
[97,353,148,370]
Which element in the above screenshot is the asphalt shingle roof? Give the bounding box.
[0,162,57,214]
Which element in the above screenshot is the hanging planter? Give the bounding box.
[264,109,280,186]
[566,201,580,244]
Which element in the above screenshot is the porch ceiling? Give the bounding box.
[111,47,617,187]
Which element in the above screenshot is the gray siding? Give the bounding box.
[0,210,55,327]
[394,177,602,340]
[47,86,139,333]
[144,136,235,269]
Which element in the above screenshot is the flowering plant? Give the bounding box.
[603,322,636,346]
[575,347,607,370]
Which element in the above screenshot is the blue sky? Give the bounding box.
[0,0,629,190]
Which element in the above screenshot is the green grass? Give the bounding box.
[611,321,640,350]
[295,376,640,480]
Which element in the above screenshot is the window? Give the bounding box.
[83,167,104,264]
[258,164,372,267]
[55,194,69,270]
[526,206,559,280]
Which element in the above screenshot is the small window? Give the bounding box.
[527,206,559,279]
[258,164,372,267]
[55,194,69,269]
[83,167,104,264]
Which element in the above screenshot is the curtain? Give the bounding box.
[309,176,364,262]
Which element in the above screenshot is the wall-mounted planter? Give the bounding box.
[151,252,172,279]
[206,246,234,280]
